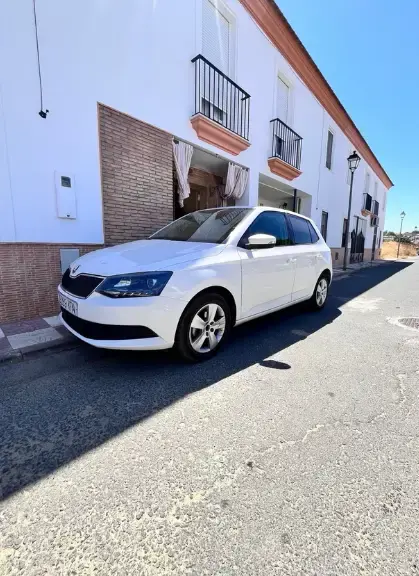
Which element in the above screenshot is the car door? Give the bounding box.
[287,214,319,301]
[237,211,297,318]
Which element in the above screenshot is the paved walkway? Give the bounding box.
[0,314,75,363]
[333,258,390,278]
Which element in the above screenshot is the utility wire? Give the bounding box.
[32,0,48,118]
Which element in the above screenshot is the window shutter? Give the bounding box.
[277,77,289,122]
[202,0,230,74]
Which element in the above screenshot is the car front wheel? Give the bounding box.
[175,293,232,362]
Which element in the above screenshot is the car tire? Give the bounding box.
[175,293,232,362]
[309,274,329,310]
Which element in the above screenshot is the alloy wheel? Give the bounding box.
[189,303,226,354]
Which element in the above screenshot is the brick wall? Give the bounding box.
[0,244,101,323]
[188,167,223,188]
[99,104,174,245]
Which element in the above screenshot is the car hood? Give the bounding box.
[70,239,226,277]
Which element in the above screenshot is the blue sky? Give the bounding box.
[277,0,419,233]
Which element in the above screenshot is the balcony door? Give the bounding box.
[275,77,291,159]
[200,0,243,134]
[202,0,232,76]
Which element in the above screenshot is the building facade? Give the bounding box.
[0,0,392,323]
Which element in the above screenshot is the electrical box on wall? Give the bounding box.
[55,171,77,219]
[60,248,80,274]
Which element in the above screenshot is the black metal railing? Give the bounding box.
[270,119,302,170]
[191,55,250,141]
[372,199,379,215]
[363,193,372,212]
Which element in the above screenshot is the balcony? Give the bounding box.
[190,55,251,156]
[361,192,373,215]
[371,200,379,227]
[268,119,302,181]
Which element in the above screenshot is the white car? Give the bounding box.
[58,207,332,361]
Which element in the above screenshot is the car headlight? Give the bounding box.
[96,271,173,298]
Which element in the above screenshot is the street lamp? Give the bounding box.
[343,150,361,270]
[397,211,406,258]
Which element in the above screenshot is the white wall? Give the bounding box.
[0,0,389,248]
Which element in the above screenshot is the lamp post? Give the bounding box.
[343,150,361,270]
[397,211,406,258]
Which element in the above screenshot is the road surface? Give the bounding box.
[1,260,419,575]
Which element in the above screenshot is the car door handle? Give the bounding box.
[315,254,323,259]
[286,257,297,264]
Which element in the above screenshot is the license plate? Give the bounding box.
[59,292,78,316]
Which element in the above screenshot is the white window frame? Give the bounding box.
[196,0,237,80]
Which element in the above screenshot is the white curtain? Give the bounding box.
[173,140,193,207]
[220,163,249,201]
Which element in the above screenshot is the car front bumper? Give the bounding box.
[58,285,187,350]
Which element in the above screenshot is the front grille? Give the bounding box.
[61,309,158,340]
[61,268,103,298]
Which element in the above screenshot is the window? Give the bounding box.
[325,130,333,169]
[201,99,225,123]
[241,211,291,247]
[321,211,328,241]
[288,215,313,244]
[202,0,233,75]
[151,208,250,244]
[373,180,378,199]
[341,218,348,248]
[277,77,290,123]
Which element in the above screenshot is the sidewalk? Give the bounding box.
[332,258,389,279]
[0,314,77,364]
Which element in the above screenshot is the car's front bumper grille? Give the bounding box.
[61,309,158,340]
[61,269,104,298]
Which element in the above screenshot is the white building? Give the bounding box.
[0,0,392,323]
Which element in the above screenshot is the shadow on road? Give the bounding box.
[0,261,412,500]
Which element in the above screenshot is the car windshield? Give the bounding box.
[150,208,251,244]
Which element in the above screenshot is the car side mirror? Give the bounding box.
[246,233,276,249]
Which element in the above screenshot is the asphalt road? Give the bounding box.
[1,260,419,575]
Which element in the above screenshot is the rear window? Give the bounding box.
[288,215,312,245]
